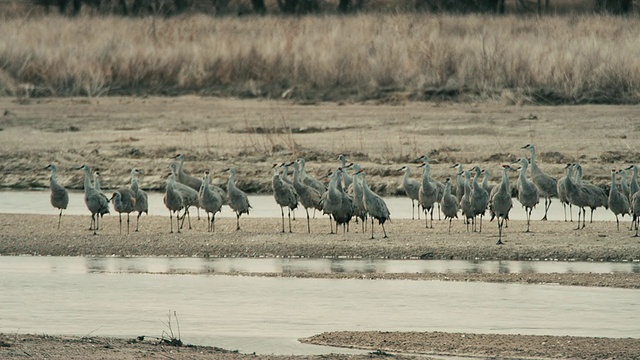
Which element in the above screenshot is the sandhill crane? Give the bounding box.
[355,169,390,239]
[201,170,223,232]
[130,169,148,232]
[320,169,342,234]
[470,166,489,232]
[440,177,459,232]
[272,163,298,233]
[224,167,251,231]
[174,153,202,219]
[399,165,421,220]
[515,158,540,232]
[626,164,639,203]
[631,191,640,237]
[333,170,355,234]
[609,169,630,231]
[563,163,603,230]
[292,161,322,233]
[298,158,326,194]
[460,170,474,231]
[418,163,438,228]
[349,163,368,232]
[109,189,136,235]
[491,164,515,245]
[557,163,573,222]
[164,172,184,233]
[338,154,353,189]
[45,164,69,230]
[452,163,465,203]
[481,168,494,195]
[169,163,200,230]
[92,170,111,229]
[78,165,110,235]
[522,144,558,221]
[416,155,444,220]
[619,169,631,202]
[574,163,608,224]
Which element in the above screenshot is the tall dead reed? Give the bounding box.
[0,13,638,103]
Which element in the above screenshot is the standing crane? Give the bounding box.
[164,171,184,233]
[349,163,368,232]
[355,169,390,239]
[130,168,148,232]
[77,165,110,235]
[452,163,465,203]
[337,154,353,189]
[320,169,343,234]
[224,167,251,231]
[522,144,557,221]
[574,163,608,224]
[45,164,69,230]
[491,164,515,245]
[515,158,540,233]
[626,164,639,204]
[470,166,489,233]
[631,190,640,237]
[557,163,573,222]
[418,162,438,229]
[292,161,322,233]
[169,162,200,231]
[109,189,136,235]
[200,170,224,233]
[399,165,421,220]
[440,177,460,232]
[272,163,298,233]
[460,170,474,232]
[609,169,630,231]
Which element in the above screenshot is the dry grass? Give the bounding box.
[0,13,639,103]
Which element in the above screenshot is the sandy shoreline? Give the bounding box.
[1,213,639,289]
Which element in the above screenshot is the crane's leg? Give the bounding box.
[292,209,296,221]
[127,213,131,235]
[575,208,581,230]
[525,208,531,232]
[211,213,216,233]
[305,208,311,234]
[634,216,639,237]
[496,217,504,245]
[616,215,620,231]
[411,200,415,220]
[448,218,452,232]
[136,212,141,232]
[430,208,434,229]
[418,204,421,220]
[118,213,123,235]
[329,215,334,234]
[568,202,573,221]
[437,202,441,221]
[370,217,375,239]
[169,211,173,233]
[563,202,567,222]
[288,208,292,233]
[382,223,388,238]
[92,214,97,235]
[236,213,241,231]
[58,209,63,230]
[424,209,428,228]
[280,206,285,233]
[542,197,551,221]
[479,214,483,233]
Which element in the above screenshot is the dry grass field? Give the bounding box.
[1,11,639,103]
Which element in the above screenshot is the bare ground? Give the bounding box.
[2,97,640,359]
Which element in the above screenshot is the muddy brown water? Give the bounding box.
[1,257,638,355]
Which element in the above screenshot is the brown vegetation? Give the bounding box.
[0,13,639,103]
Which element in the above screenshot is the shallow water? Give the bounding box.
[0,256,638,355]
[0,190,621,222]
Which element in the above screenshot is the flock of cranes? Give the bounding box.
[44,145,640,243]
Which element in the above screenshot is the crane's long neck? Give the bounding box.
[299,161,308,180]
[292,164,302,184]
[203,174,211,191]
[610,172,617,195]
[83,168,93,191]
[178,157,186,176]
[421,165,431,186]
[519,162,528,182]
[501,168,510,192]
[50,168,58,183]
[444,181,452,197]
[529,148,538,171]
[631,166,639,187]
[403,168,411,184]
[482,170,490,187]
[457,168,464,186]
[228,171,236,191]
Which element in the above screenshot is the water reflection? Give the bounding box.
[9,256,638,276]
[0,262,638,355]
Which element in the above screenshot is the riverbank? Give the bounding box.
[1,213,639,289]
